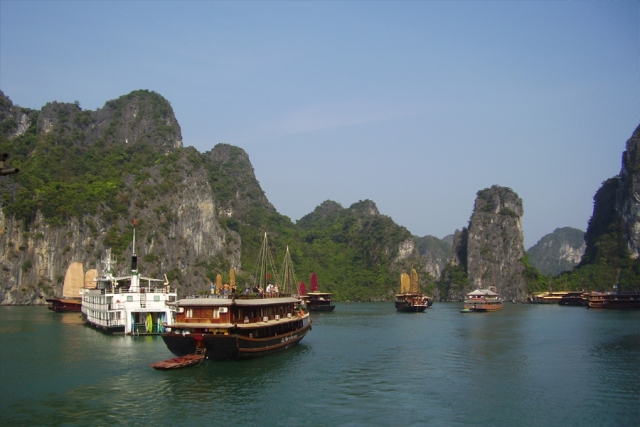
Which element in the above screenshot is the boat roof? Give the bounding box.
[176,297,299,307]
[306,292,332,296]
[108,275,165,282]
[169,322,234,328]
[467,289,498,296]
[168,312,308,330]
[235,297,300,306]
[177,298,234,307]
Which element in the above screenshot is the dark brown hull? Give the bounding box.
[395,301,427,313]
[162,323,312,361]
[46,298,82,313]
[588,292,640,309]
[558,297,587,306]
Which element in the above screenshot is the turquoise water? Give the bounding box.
[0,303,638,426]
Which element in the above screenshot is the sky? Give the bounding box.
[1,1,638,249]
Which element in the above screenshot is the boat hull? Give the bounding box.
[162,323,312,361]
[471,305,503,312]
[394,293,431,312]
[558,297,587,306]
[395,301,428,312]
[588,292,640,309]
[46,298,82,313]
[463,301,503,312]
[81,313,126,334]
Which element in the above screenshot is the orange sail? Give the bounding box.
[400,272,410,293]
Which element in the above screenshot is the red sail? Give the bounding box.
[310,273,319,292]
[298,282,307,295]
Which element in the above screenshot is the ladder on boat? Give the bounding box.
[140,292,147,308]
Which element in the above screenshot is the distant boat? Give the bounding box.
[304,272,335,312]
[587,291,640,309]
[46,261,84,312]
[463,288,503,312]
[46,297,82,313]
[558,291,588,306]
[529,291,571,304]
[394,268,431,312]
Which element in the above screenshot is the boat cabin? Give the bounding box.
[169,296,306,338]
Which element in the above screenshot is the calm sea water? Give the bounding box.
[0,303,638,426]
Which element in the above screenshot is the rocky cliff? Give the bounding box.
[445,185,527,301]
[581,124,640,267]
[0,90,243,305]
[527,227,585,275]
[414,235,450,281]
[614,124,640,258]
[0,89,430,305]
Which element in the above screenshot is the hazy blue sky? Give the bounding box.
[1,1,638,248]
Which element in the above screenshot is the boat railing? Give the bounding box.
[184,292,297,301]
[92,287,175,295]
[132,323,165,334]
[186,294,232,299]
[85,315,125,328]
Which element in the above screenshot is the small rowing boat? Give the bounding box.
[150,351,205,370]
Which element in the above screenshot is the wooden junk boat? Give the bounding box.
[153,233,311,366]
[46,297,82,313]
[303,272,335,312]
[46,261,85,313]
[394,268,432,312]
[558,291,588,306]
[156,295,310,362]
[463,287,504,312]
[528,291,571,304]
[587,291,640,309]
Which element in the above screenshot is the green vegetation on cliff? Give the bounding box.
[0,91,430,301]
[3,90,636,302]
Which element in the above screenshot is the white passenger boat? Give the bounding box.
[81,226,177,335]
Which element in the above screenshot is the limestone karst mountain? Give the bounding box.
[441,185,527,301]
[527,227,585,276]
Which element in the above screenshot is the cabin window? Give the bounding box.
[186,309,193,318]
[154,295,160,302]
[212,309,220,319]
[127,296,133,302]
[168,296,176,302]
